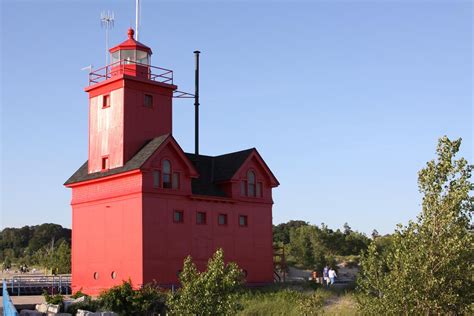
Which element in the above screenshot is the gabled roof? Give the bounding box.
[65,136,278,196]
[64,134,169,186]
[185,149,254,197]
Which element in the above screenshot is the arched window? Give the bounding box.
[162,160,171,188]
[247,171,256,197]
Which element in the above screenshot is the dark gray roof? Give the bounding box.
[185,149,254,197]
[65,134,255,198]
[64,134,169,185]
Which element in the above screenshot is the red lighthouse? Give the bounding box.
[65,29,279,295]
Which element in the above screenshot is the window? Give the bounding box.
[256,182,262,197]
[241,181,247,196]
[172,172,180,189]
[247,171,256,197]
[163,160,171,188]
[102,95,111,108]
[93,272,99,280]
[196,212,207,225]
[153,170,160,188]
[239,215,248,227]
[101,157,109,171]
[173,210,184,223]
[218,214,228,226]
[111,271,117,279]
[144,94,153,107]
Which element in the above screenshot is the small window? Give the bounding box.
[239,215,248,227]
[101,157,109,171]
[247,171,256,197]
[163,160,171,188]
[102,95,111,108]
[144,94,153,107]
[93,272,99,280]
[218,214,228,226]
[256,182,262,197]
[172,172,180,189]
[241,181,247,196]
[196,212,207,225]
[111,271,117,279]
[153,170,160,188]
[173,210,184,223]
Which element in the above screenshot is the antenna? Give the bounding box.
[135,0,140,41]
[101,11,115,66]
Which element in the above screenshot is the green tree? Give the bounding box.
[273,220,308,244]
[357,136,474,315]
[167,248,244,315]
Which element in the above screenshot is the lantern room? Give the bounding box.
[109,28,152,79]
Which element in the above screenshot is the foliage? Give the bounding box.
[273,220,309,244]
[297,290,328,315]
[43,291,64,305]
[35,240,71,274]
[71,289,88,299]
[357,136,474,315]
[0,223,71,270]
[99,279,166,316]
[274,219,370,270]
[167,248,244,316]
[66,299,101,315]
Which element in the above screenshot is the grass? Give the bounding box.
[237,282,358,316]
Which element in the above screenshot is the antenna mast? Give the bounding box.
[101,11,115,66]
[135,0,140,41]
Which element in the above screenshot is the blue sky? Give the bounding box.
[1,0,472,234]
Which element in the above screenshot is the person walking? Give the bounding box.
[328,267,337,285]
[323,265,330,287]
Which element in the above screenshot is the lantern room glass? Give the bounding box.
[110,49,150,65]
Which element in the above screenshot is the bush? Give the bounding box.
[67,298,100,315]
[71,288,88,299]
[43,291,64,305]
[168,248,244,315]
[99,280,167,316]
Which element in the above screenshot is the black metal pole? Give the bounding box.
[194,50,200,156]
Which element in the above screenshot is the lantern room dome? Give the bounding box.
[110,28,152,65]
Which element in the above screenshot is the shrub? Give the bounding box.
[168,248,244,315]
[71,288,88,299]
[67,298,100,315]
[99,280,167,316]
[43,291,64,305]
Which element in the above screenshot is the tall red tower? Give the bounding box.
[87,29,175,173]
[66,29,279,295]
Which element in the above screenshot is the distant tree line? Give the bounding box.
[0,223,71,274]
[273,220,385,271]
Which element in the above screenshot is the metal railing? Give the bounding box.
[2,275,71,296]
[2,279,19,316]
[89,60,173,85]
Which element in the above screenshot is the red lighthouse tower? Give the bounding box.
[66,29,279,295]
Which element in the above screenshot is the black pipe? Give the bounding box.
[194,50,200,156]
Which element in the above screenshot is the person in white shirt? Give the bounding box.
[328,268,337,285]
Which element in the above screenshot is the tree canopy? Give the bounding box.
[357,136,473,314]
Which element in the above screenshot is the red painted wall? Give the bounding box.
[70,173,144,295]
[86,76,174,173]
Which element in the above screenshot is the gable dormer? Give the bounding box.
[141,136,198,195]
